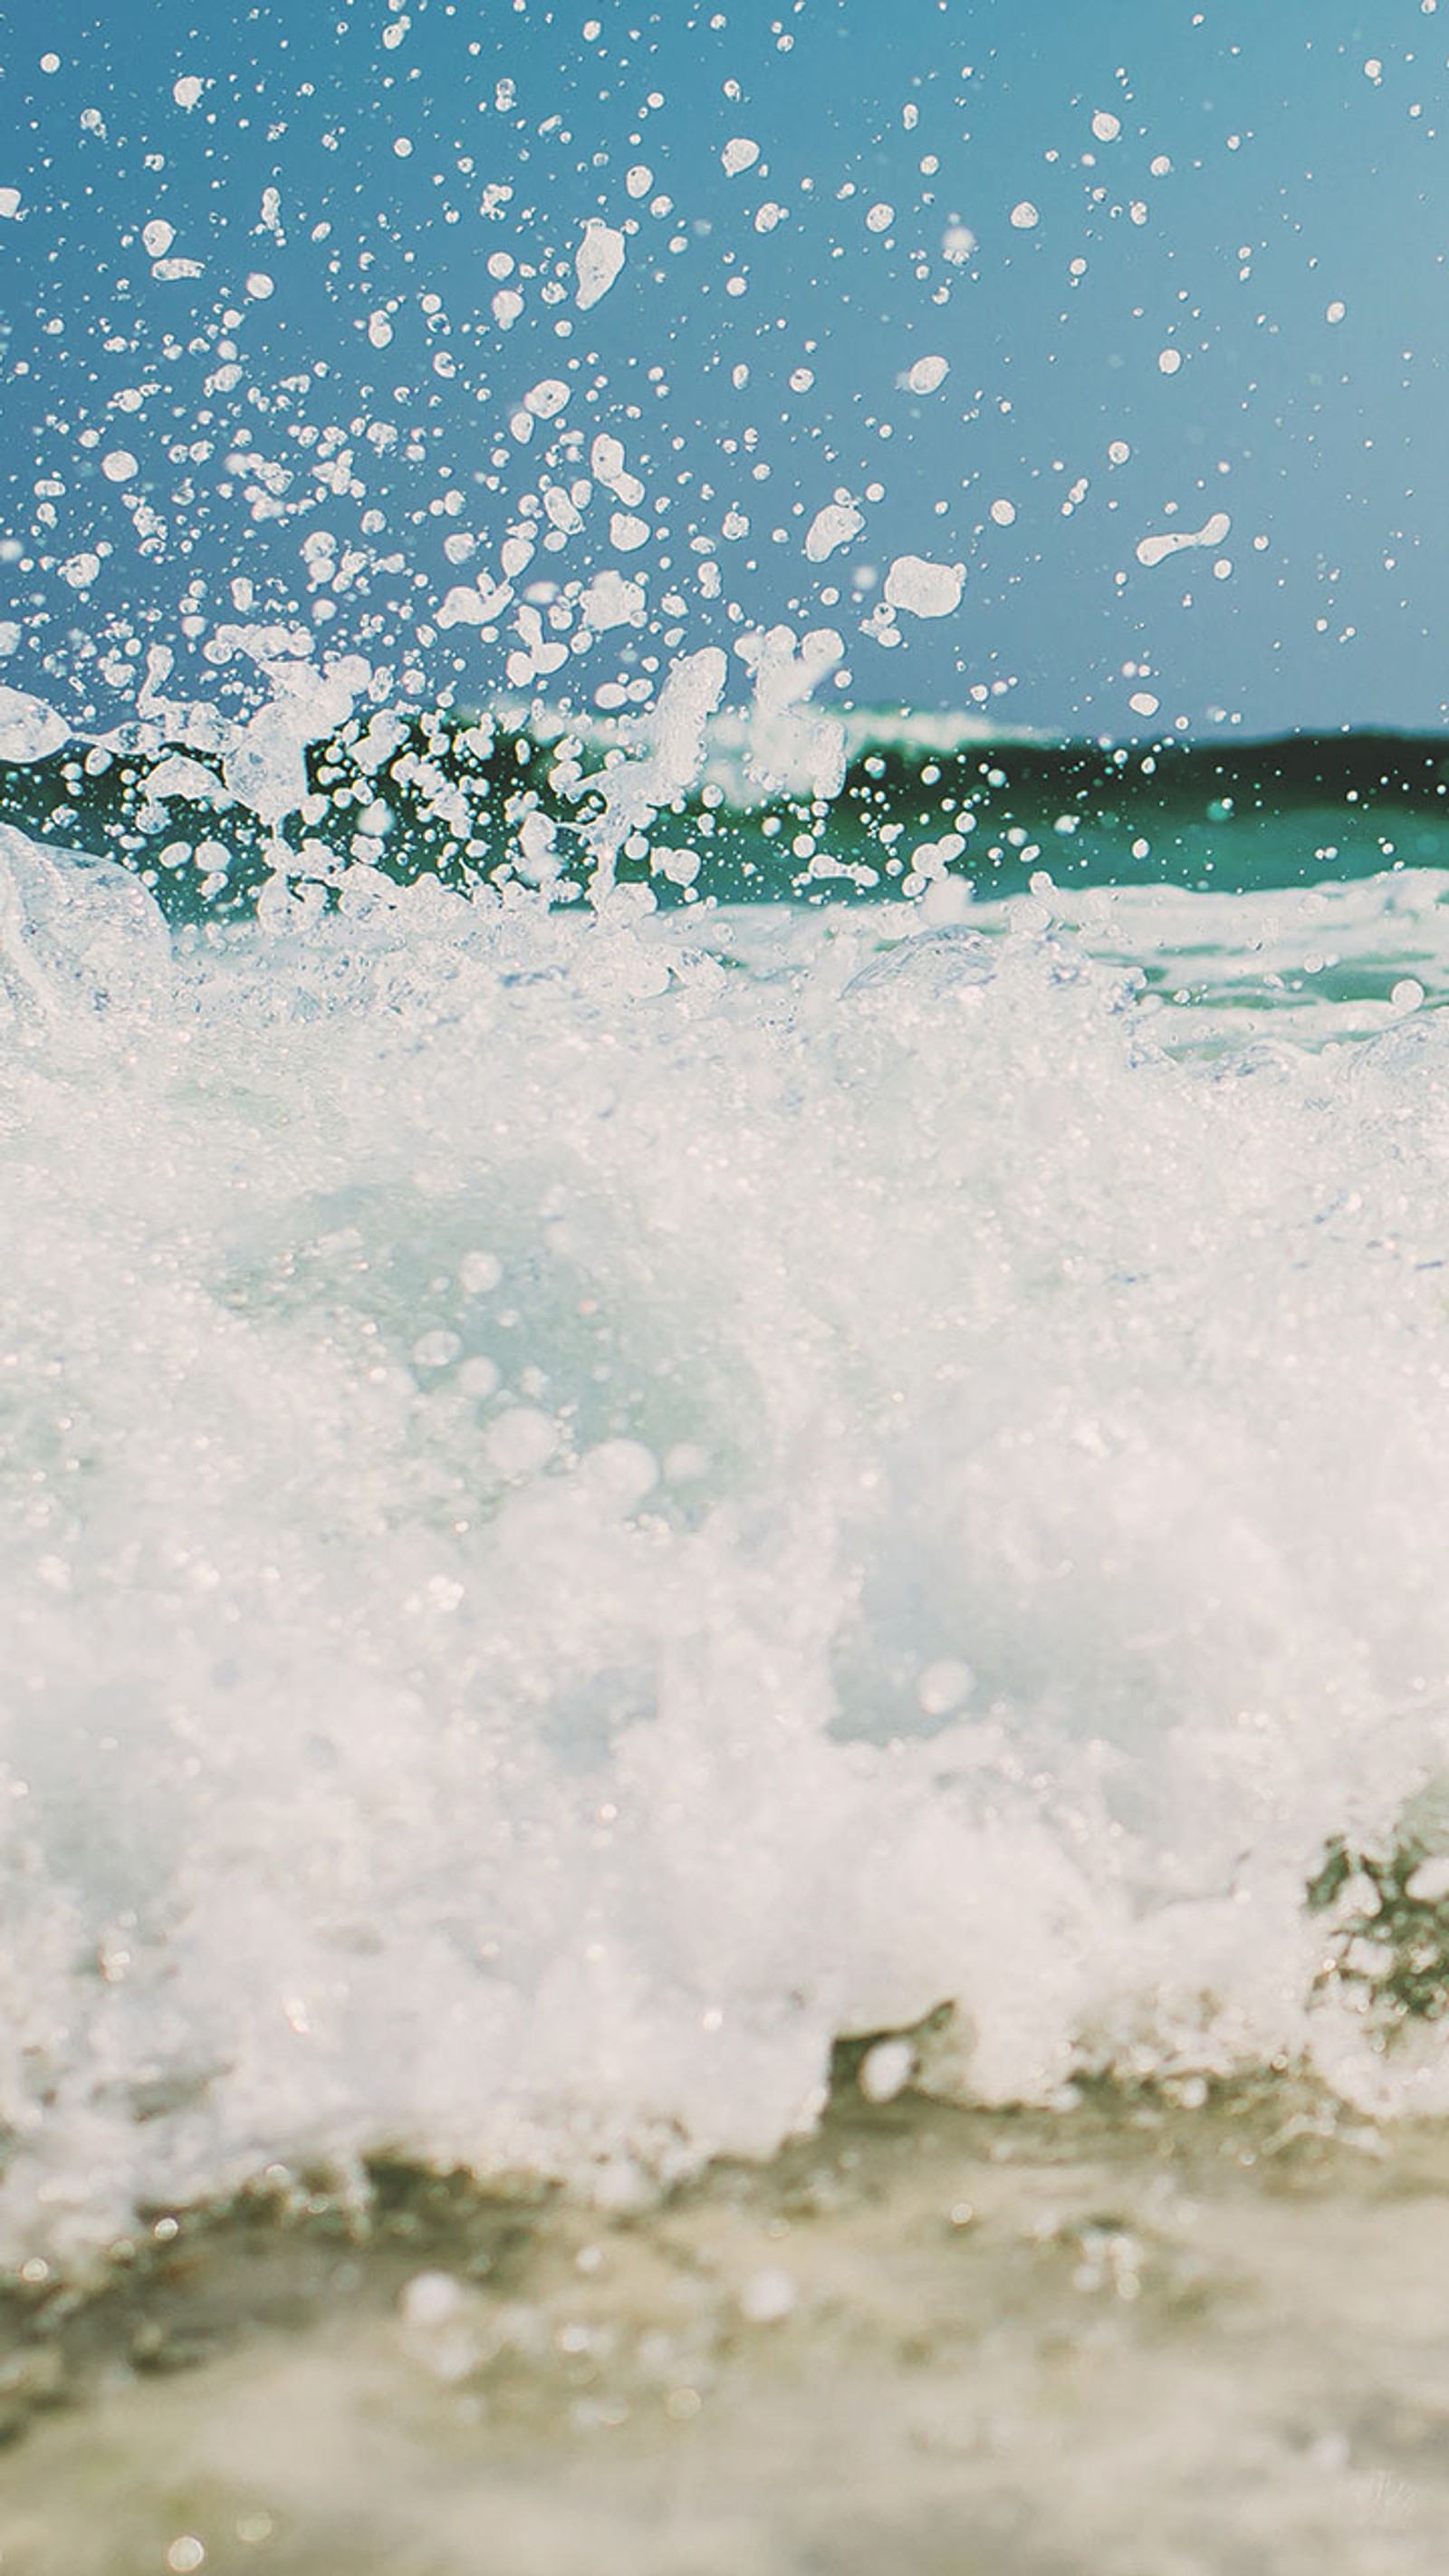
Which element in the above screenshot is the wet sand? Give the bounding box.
[4,2073,1448,2574]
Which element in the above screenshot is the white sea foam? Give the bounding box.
[0,688,69,765]
[5,829,1449,2257]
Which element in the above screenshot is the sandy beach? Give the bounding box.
[4,2071,1447,2575]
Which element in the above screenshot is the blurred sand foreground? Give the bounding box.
[2,2079,1447,2575]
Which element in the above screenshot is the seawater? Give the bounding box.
[6,748,1449,2264]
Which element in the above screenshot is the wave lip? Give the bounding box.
[7,719,1449,926]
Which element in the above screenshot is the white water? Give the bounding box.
[6,822,1449,2259]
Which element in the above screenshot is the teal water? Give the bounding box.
[6,715,1449,921]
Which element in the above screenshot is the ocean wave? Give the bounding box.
[5,829,1449,2258]
[5,704,1449,932]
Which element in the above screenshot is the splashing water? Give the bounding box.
[9,3,1449,2273]
[4,774,1449,2258]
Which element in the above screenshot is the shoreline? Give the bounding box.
[5,2072,1449,2571]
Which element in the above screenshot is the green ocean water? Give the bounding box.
[7,716,1449,921]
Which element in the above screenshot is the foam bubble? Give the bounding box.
[1136,511,1231,568]
[804,499,865,563]
[0,687,68,763]
[574,220,626,310]
[884,555,964,619]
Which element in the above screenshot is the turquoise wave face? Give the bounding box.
[5,805,1449,2261]
[5,715,1449,927]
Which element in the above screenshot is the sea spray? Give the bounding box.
[6,0,1449,2282]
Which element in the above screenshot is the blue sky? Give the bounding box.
[1,0,1445,737]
